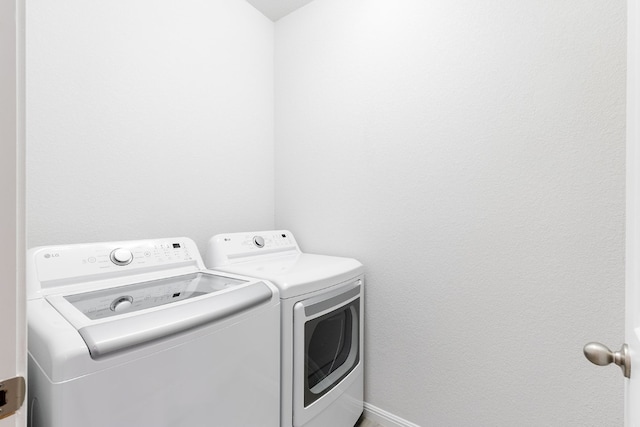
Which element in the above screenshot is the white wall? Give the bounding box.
[26,0,627,424]
[26,0,275,252]
[275,0,626,425]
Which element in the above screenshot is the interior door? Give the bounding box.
[0,0,26,426]
[578,1,640,424]
[627,1,640,425]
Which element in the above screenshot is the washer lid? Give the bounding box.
[218,253,363,299]
[45,272,274,359]
[58,272,246,321]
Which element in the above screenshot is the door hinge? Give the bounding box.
[0,376,25,420]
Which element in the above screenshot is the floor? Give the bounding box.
[356,417,384,427]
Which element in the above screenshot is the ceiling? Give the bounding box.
[245,0,316,21]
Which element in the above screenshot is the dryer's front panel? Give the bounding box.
[292,278,363,426]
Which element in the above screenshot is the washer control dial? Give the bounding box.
[110,248,133,266]
[110,295,133,312]
[253,236,265,248]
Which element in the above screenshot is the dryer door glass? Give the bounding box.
[304,297,360,407]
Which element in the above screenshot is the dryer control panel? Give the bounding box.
[206,230,300,267]
[27,238,202,299]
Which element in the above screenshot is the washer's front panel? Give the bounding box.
[28,297,281,427]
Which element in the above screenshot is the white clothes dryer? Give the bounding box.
[27,237,280,427]
[206,230,364,427]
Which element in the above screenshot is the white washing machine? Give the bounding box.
[206,230,364,427]
[27,237,281,427]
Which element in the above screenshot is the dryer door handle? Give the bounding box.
[78,282,273,359]
[300,279,361,318]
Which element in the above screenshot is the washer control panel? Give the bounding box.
[30,238,200,292]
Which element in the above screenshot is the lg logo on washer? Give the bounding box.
[43,253,60,259]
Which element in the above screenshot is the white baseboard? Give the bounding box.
[363,402,421,427]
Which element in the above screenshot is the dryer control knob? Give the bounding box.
[253,236,265,248]
[110,248,133,266]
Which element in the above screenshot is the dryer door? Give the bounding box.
[293,279,361,418]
